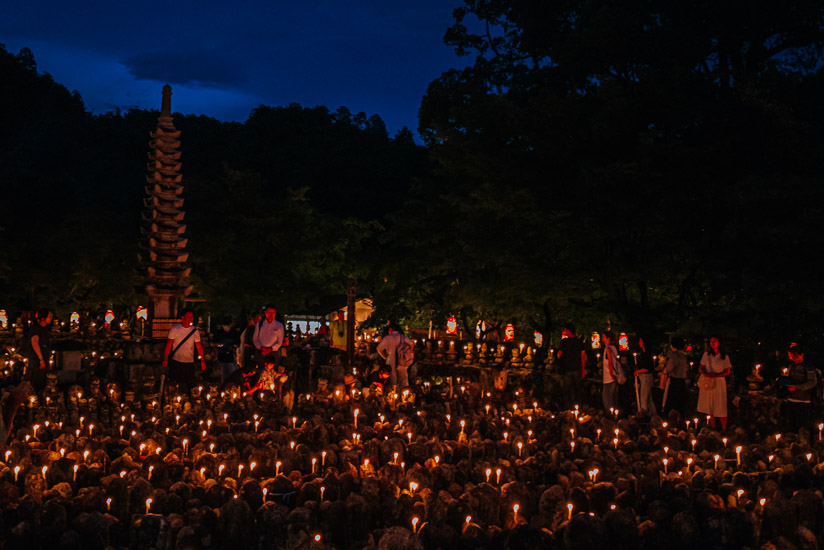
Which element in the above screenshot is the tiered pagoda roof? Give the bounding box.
[140,85,192,308]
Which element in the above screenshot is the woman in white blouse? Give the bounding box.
[697,336,731,431]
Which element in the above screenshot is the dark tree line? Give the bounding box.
[3,0,824,352]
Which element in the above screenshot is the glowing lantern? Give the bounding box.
[591,332,601,349]
[0,309,7,329]
[618,333,629,351]
[446,316,458,335]
[475,320,486,339]
[136,306,148,321]
[504,324,515,342]
[70,312,80,326]
[104,310,115,327]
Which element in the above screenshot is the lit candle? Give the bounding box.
[238,464,244,478]
[292,417,297,429]
[691,439,697,452]
[567,503,573,520]
[200,467,206,479]
[686,458,693,471]
[73,464,79,481]
[735,446,742,466]
[496,468,502,484]
[145,498,152,514]
[42,465,48,480]
[513,503,519,522]
[409,481,418,492]
[613,438,619,449]
[219,464,225,477]
[106,498,112,511]
[819,423,824,441]
[412,517,419,533]
[518,442,523,457]
[14,466,20,482]
[663,458,668,473]
[714,454,720,469]
[460,420,465,433]
[33,424,39,438]
[276,461,282,477]
[182,439,188,456]
[320,486,325,502]
[148,465,154,480]
[321,451,327,468]
[5,450,11,462]
[354,409,359,429]
[485,468,491,483]
[591,468,599,482]
[312,458,317,474]
[722,437,728,448]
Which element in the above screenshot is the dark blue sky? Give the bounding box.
[1,1,472,137]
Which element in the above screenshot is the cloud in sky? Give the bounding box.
[122,48,248,88]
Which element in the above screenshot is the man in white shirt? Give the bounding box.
[162,309,206,392]
[253,305,284,367]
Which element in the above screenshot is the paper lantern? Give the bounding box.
[104,310,115,327]
[136,306,148,321]
[534,331,543,346]
[618,332,629,351]
[591,332,601,349]
[446,316,458,334]
[504,324,515,342]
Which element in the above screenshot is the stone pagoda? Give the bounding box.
[140,85,192,339]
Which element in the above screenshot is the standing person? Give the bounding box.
[601,331,620,412]
[697,336,731,431]
[780,343,818,435]
[377,323,413,388]
[253,305,284,367]
[162,309,206,393]
[330,310,347,350]
[237,312,263,372]
[557,323,586,409]
[24,308,52,393]
[663,336,688,417]
[633,336,657,416]
[214,317,240,384]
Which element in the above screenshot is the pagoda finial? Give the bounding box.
[161,85,172,116]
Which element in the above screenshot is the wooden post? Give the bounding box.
[347,279,356,366]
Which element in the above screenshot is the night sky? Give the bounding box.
[1,1,471,136]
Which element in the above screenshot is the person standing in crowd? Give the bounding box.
[663,336,688,417]
[253,305,284,367]
[24,308,52,393]
[213,317,240,384]
[237,312,263,372]
[633,336,657,416]
[557,323,586,409]
[601,331,620,412]
[330,310,347,350]
[162,308,206,393]
[780,342,817,435]
[377,323,413,388]
[697,336,731,431]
